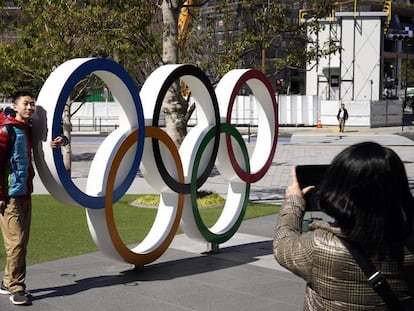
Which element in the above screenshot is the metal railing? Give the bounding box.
[71,117,119,133]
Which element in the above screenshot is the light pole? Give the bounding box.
[370,79,373,102]
[261,0,270,73]
[402,41,412,132]
[406,41,412,112]
[395,39,399,98]
[388,33,412,130]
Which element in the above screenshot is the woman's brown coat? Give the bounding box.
[273,195,414,310]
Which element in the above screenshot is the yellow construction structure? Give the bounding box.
[383,0,392,34]
[178,0,193,45]
[298,0,395,30]
[178,0,193,97]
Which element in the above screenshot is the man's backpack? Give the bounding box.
[0,109,16,158]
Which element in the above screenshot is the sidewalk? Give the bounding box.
[1,215,303,311]
[1,125,414,310]
[33,123,414,200]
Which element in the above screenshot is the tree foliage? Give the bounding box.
[0,0,338,96]
[0,0,337,149]
[402,60,414,87]
[182,0,339,84]
[0,0,158,98]
[161,0,339,145]
[0,0,160,172]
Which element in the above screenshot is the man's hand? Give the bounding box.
[50,136,69,148]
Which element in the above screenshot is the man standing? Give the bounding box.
[336,103,349,133]
[0,91,64,306]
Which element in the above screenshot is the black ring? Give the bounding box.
[151,64,220,194]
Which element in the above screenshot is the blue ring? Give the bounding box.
[52,58,144,208]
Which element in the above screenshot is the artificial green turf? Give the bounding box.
[0,195,279,269]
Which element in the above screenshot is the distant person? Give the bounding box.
[336,103,348,133]
[273,142,414,310]
[0,91,65,306]
[383,87,390,99]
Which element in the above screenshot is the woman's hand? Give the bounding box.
[0,200,5,216]
[286,167,315,197]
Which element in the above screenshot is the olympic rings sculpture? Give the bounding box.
[32,58,278,265]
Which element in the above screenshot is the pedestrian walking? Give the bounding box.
[336,103,348,133]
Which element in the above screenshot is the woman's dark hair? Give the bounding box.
[319,142,414,256]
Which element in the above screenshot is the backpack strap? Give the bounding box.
[406,233,414,253]
[4,124,16,159]
[403,233,414,290]
[339,238,405,310]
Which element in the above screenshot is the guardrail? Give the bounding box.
[71,117,119,133]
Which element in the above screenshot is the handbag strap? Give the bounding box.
[339,238,405,311]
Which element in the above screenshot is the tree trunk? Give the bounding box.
[162,0,179,64]
[160,0,188,147]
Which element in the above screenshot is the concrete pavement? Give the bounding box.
[1,123,414,310]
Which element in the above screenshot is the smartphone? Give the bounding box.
[295,165,329,189]
[295,165,329,211]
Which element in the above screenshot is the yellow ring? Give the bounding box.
[105,127,184,265]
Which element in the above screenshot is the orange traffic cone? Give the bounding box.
[317,118,322,128]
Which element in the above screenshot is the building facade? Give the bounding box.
[0,1,20,44]
[303,1,414,127]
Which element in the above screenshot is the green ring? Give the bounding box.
[190,123,250,244]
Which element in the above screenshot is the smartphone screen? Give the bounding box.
[295,165,329,189]
[295,165,329,211]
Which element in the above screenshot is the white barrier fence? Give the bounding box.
[1,96,403,131]
[278,95,318,126]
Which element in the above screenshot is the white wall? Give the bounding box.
[306,22,341,100]
[320,100,370,126]
[341,14,382,101]
[370,100,403,127]
[319,99,403,127]
[3,96,402,129]
[278,95,318,126]
[307,12,387,103]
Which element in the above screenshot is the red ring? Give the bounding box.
[225,70,278,183]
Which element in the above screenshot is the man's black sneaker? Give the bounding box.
[9,291,31,305]
[0,282,10,295]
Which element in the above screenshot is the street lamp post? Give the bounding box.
[388,33,412,130]
[402,41,412,132]
[261,0,270,73]
[405,45,409,109]
[395,39,399,98]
